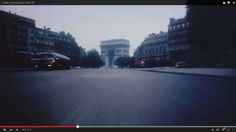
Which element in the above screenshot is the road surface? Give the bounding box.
[0,69,235,126]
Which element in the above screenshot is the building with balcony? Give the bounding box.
[49,31,83,65]
[28,27,54,54]
[100,39,130,68]
[0,10,35,66]
[134,16,191,67]
[134,31,169,66]
[0,10,85,67]
[29,27,83,66]
[168,17,190,62]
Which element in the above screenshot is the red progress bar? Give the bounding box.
[0,126,77,128]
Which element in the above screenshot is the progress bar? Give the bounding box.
[0,126,79,128]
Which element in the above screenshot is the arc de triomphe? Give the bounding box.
[100,39,130,68]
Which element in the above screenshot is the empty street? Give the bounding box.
[0,69,235,126]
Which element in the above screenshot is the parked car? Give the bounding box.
[31,52,71,70]
[174,61,188,68]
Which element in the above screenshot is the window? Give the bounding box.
[163,47,167,54]
[123,49,129,54]
[176,47,179,51]
[149,48,152,54]
[178,24,181,29]
[116,49,121,53]
[187,22,189,27]
[145,49,148,55]
[101,50,106,54]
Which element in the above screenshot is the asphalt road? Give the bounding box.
[0,69,235,126]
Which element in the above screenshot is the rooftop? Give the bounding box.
[0,10,35,24]
[100,39,130,46]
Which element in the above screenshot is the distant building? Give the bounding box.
[29,27,83,66]
[0,10,84,67]
[49,31,82,66]
[134,31,169,66]
[168,17,190,62]
[28,27,54,54]
[100,39,130,68]
[134,16,191,67]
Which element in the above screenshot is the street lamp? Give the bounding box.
[141,60,145,67]
[141,60,144,64]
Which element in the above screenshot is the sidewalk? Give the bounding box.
[135,67,236,77]
[0,67,34,71]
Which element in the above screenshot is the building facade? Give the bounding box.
[29,27,84,66]
[0,10,84,67]
[100,39,130,68]
[0,10,35,66]
[134,16,191,67]
[49,31,83,66]
[134,31,169,66]
[168,17,190,62]
[28,27,54,54]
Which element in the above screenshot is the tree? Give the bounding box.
[71,46,86,66]
[128,57,135,68]
[81,49,104,68]
[114,56,135,68]
[186,5,236,67]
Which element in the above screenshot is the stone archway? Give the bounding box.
[108,50,115,67]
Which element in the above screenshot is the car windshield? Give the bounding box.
[36,54,54,58]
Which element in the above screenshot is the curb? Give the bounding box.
[0,68,35,72]
[137,69,236,78]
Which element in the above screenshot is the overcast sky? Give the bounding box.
[1,6,186,55]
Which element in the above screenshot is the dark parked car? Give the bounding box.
[31,52,71,70]
[174,61,188,68]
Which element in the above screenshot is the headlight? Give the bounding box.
[51,59,56,63]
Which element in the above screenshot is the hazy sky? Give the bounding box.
[1,6,186,55]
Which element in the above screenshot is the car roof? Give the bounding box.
[36,52,71,60]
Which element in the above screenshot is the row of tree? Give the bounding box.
[114,56,135,68]
[80,49,104,68]
[79,52,136,69]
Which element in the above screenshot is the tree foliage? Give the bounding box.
[81,49,104,68]
[114,56,135,68]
